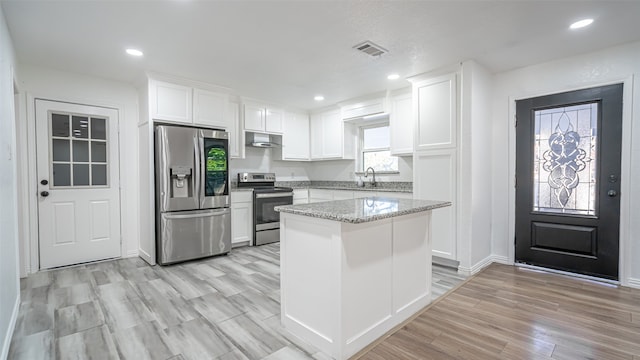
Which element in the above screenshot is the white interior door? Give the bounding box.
[36,99,121,269]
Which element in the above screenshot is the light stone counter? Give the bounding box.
[275,196,449,223]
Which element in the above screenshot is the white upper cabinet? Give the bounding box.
[413,73,457,151]
[228,101,244,159]
[341,97,386,120]
[322,109,343,158]
[310,109,354,160]
[243,101,283,134]
[149,80,229,129]
[310,113,323,159]
[150,80,192,123]
[390,91,414,156]
[266,108,284,133]
[282,111,310,160]
[193,89,229,128]
[244,103,265,132]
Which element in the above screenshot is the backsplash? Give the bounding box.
[275,181,412,192]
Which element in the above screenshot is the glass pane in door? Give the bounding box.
[49,111,109,188]
[203,138,228,196]
[532,102,598,215]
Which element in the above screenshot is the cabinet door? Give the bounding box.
[332,190,353,200]
[282,112,310,160]
[322,110,343,158]
[382,191,413,199]
[244,103,265,132]
[150,81,192,123]
[390,92,414,156]
[193,89,229,129]
[310,114,323,160]
[228,102,244,159]
[414,149,456,260]
[308,189,333,203]
[414,73,457,151]
[293,189,309,204]
[265,107,284,134]
[231,200,253,246]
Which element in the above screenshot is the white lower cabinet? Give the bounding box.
[307,188,413,202]
[231,191,253,247]
[308,189,333,203]
[332,190,354,200]
[293,189,309,204]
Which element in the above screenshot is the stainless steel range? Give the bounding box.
[237,173,293,246]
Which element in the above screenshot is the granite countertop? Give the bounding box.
[275,196,451,224]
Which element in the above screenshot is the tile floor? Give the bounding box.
[8,244,466,360]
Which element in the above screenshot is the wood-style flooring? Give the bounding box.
[8,243,466,360]
[358,263,640,360]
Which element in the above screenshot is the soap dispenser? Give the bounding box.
[357,176,364,187]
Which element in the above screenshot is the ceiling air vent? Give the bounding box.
[353,41,388,57]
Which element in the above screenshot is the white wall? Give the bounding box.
[0,5,20,359]
[17,64,141,273]
[491,41,640,287]
[457,61,494,273]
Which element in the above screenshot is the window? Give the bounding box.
[50,111,109,187]
[359,123,398,172]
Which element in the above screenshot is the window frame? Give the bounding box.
[356,121,399,174]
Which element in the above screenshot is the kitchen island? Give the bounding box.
[275,197,451,360]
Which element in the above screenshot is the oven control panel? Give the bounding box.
[238,172,276,183]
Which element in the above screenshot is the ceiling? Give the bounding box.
[3,1,640,110]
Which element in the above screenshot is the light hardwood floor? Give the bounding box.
[8,244,466,360]
[358,263,640,360]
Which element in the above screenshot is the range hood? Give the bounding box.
[246,132,281,148]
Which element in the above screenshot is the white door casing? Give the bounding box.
[36,99,121,269]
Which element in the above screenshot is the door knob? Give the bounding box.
[607,190,617,197]
[40,179,49,185]
[40,191,49,197]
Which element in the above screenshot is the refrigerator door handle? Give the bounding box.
[163,208,230,220]
[198,131,206,208]
[193,133,202,209]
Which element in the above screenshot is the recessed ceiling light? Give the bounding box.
[126,48,144,57]
[314,95,325,101]
[570,18,593,30]
[387,74,400,80]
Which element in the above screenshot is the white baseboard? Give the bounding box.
[491,255,511,265]
[626,278,640,289]
[458,255,512,276]
[126,249,139,258]
[1,294,20,360]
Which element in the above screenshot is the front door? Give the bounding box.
[515,84,623,280]
[36,99,121,269]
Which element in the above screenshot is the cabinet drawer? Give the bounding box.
[231,191,253,203]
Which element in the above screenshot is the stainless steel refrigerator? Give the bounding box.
[155,125,231,265]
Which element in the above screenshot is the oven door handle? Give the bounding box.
[255,192,294,199]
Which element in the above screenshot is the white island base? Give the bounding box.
[280,210,433,360]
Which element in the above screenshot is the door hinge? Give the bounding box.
[514,115,518,128]
[514,176,517,188]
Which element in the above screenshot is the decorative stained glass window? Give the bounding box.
[532,103,598,215]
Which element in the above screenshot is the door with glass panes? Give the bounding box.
[515,84,623,280]
[36,99,121,269]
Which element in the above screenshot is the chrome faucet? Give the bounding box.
[364,167,376,187]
